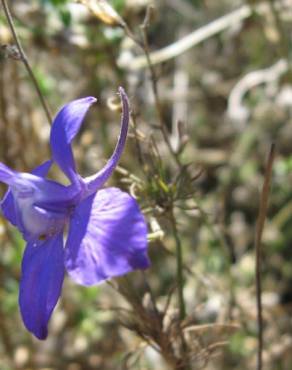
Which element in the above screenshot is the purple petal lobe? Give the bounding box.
[6,173,77,241]
[1,190,17,226]
[84,87,130,196]
[0,162,17,225]
[0,162,16,185]
[50,96,97,183]
[19,232,65,340]
[65,187,149,286]
[31,160,53,177]
[1,161,76,241]
[1,161,52,228]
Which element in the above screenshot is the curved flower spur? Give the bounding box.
[0,87,150,340]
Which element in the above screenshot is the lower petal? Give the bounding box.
[65,187,150,286]
[19,232,65,340]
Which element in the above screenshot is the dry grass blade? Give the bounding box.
[183,323,240,334]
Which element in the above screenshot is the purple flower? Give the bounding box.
[0,87,150,340]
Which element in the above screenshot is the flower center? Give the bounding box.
[11,186,71,242]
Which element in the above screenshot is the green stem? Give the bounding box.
[1,0,52,125]
[170,211,186,320]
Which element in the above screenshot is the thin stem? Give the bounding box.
[169,211,190,370]
[1,0,52,124]
[140,7,181,167]
[119,6,182,165]
[170,210,186,320]
[255,143,275,370]
[131,112,145,169]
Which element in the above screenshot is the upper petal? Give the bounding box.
[84,87,130,196]
[19,232,65,340]
[50,96,97,183]
[65,187,150,286]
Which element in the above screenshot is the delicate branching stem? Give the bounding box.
[170,212,189,370]
[1,0,52,124]
[170,211,186,320]
[120,7,182,165]
[140,7,181,166]
[130,112,145,169]
[255,143,275,370]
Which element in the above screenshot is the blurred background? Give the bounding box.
[1,0,292,369]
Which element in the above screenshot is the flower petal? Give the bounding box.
[50,96,97,183]
[84,87,129,196]
[10,174,77,242]
[65,187,149,286]
[1,161,52,227]
[1,189,17,226]
[31,160,53,177]
[19,232,65,340]
[0,162,16,184]
[2,173,76,242]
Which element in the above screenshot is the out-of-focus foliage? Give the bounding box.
[1,0,292,369]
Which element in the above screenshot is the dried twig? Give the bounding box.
[255,143,276,370]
